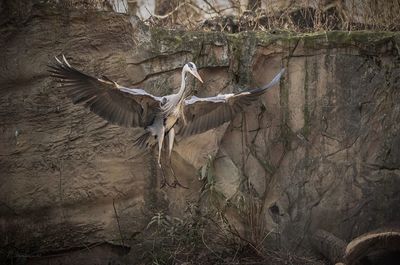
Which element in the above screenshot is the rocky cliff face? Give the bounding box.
[0,3,399,262]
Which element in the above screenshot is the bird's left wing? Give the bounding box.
[48,55,163,128]
[177,69,285,136]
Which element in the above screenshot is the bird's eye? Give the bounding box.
[188,62,194,69]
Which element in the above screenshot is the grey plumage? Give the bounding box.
[178,68,284,136]
[49,55,284,186]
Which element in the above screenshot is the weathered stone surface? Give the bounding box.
[0,4,399,261]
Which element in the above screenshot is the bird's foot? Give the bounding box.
[159,164,168,188]
[170,179,188,189]
[160,178,167,188]
[158,158,188,189]
[159,177,188,189]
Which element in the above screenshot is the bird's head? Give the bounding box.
[184,62,203,83]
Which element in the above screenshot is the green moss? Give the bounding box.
[279,68,291,150]
[147,28,233,69]
[230,31,396,52]
[147,28,399,68]
[148,27,187,53]
[299,31,397,51]
[226,32,260,87]
[301,57,311,138]
[259,158,276,175]
[226,33,243,57]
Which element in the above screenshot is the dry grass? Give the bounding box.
[142,0,400,32]
[133,203,326,265]
[14,1,398,32]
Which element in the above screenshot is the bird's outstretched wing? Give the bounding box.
[48,55,162,128]
[177,69,285,136]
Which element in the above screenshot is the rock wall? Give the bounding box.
[0,3,399,261]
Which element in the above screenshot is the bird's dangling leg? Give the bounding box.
[168,127,175,158]
[156,130,181,188]
[157,125,165,167]
[158,159,167,188]
[157,127,169,188]
[166,128,188,189]
[168,162,188,189]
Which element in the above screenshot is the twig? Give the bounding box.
[113,199,125,246]
[201,229,223,260]
[149,2,186,19]
[221,214,265,257]
[202,0,222,15]
[256,229,274,249]
[59,157,63,203]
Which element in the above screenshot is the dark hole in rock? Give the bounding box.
[269,203,280,215]
[359,250,400,265]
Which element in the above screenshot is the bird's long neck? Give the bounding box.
[177,69,187,101]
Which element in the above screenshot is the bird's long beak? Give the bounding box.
[191,69,203,83]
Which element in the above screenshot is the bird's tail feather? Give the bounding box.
[134,131,152,148]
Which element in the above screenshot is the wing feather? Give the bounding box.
[178,69,285,136]
[49,55,162,128]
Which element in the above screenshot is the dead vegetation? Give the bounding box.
[40,0,400,32]
[120,155,326,265]
[3,0,399,32]
[141,0,400,32]
[129,198,326,265]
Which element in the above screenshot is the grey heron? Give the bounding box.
[49,55,284,187]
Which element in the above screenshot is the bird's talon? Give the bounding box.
[160,180,167,188]
[172,180,188,189]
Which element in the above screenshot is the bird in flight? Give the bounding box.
[49,55,284,187]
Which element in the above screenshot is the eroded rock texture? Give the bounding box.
[0,4,399,260]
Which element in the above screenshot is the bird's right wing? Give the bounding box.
[48,56,163,128]
[178,69,285,136]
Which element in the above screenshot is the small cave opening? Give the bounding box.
[269,203,281,224]
[269,203,280,215]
